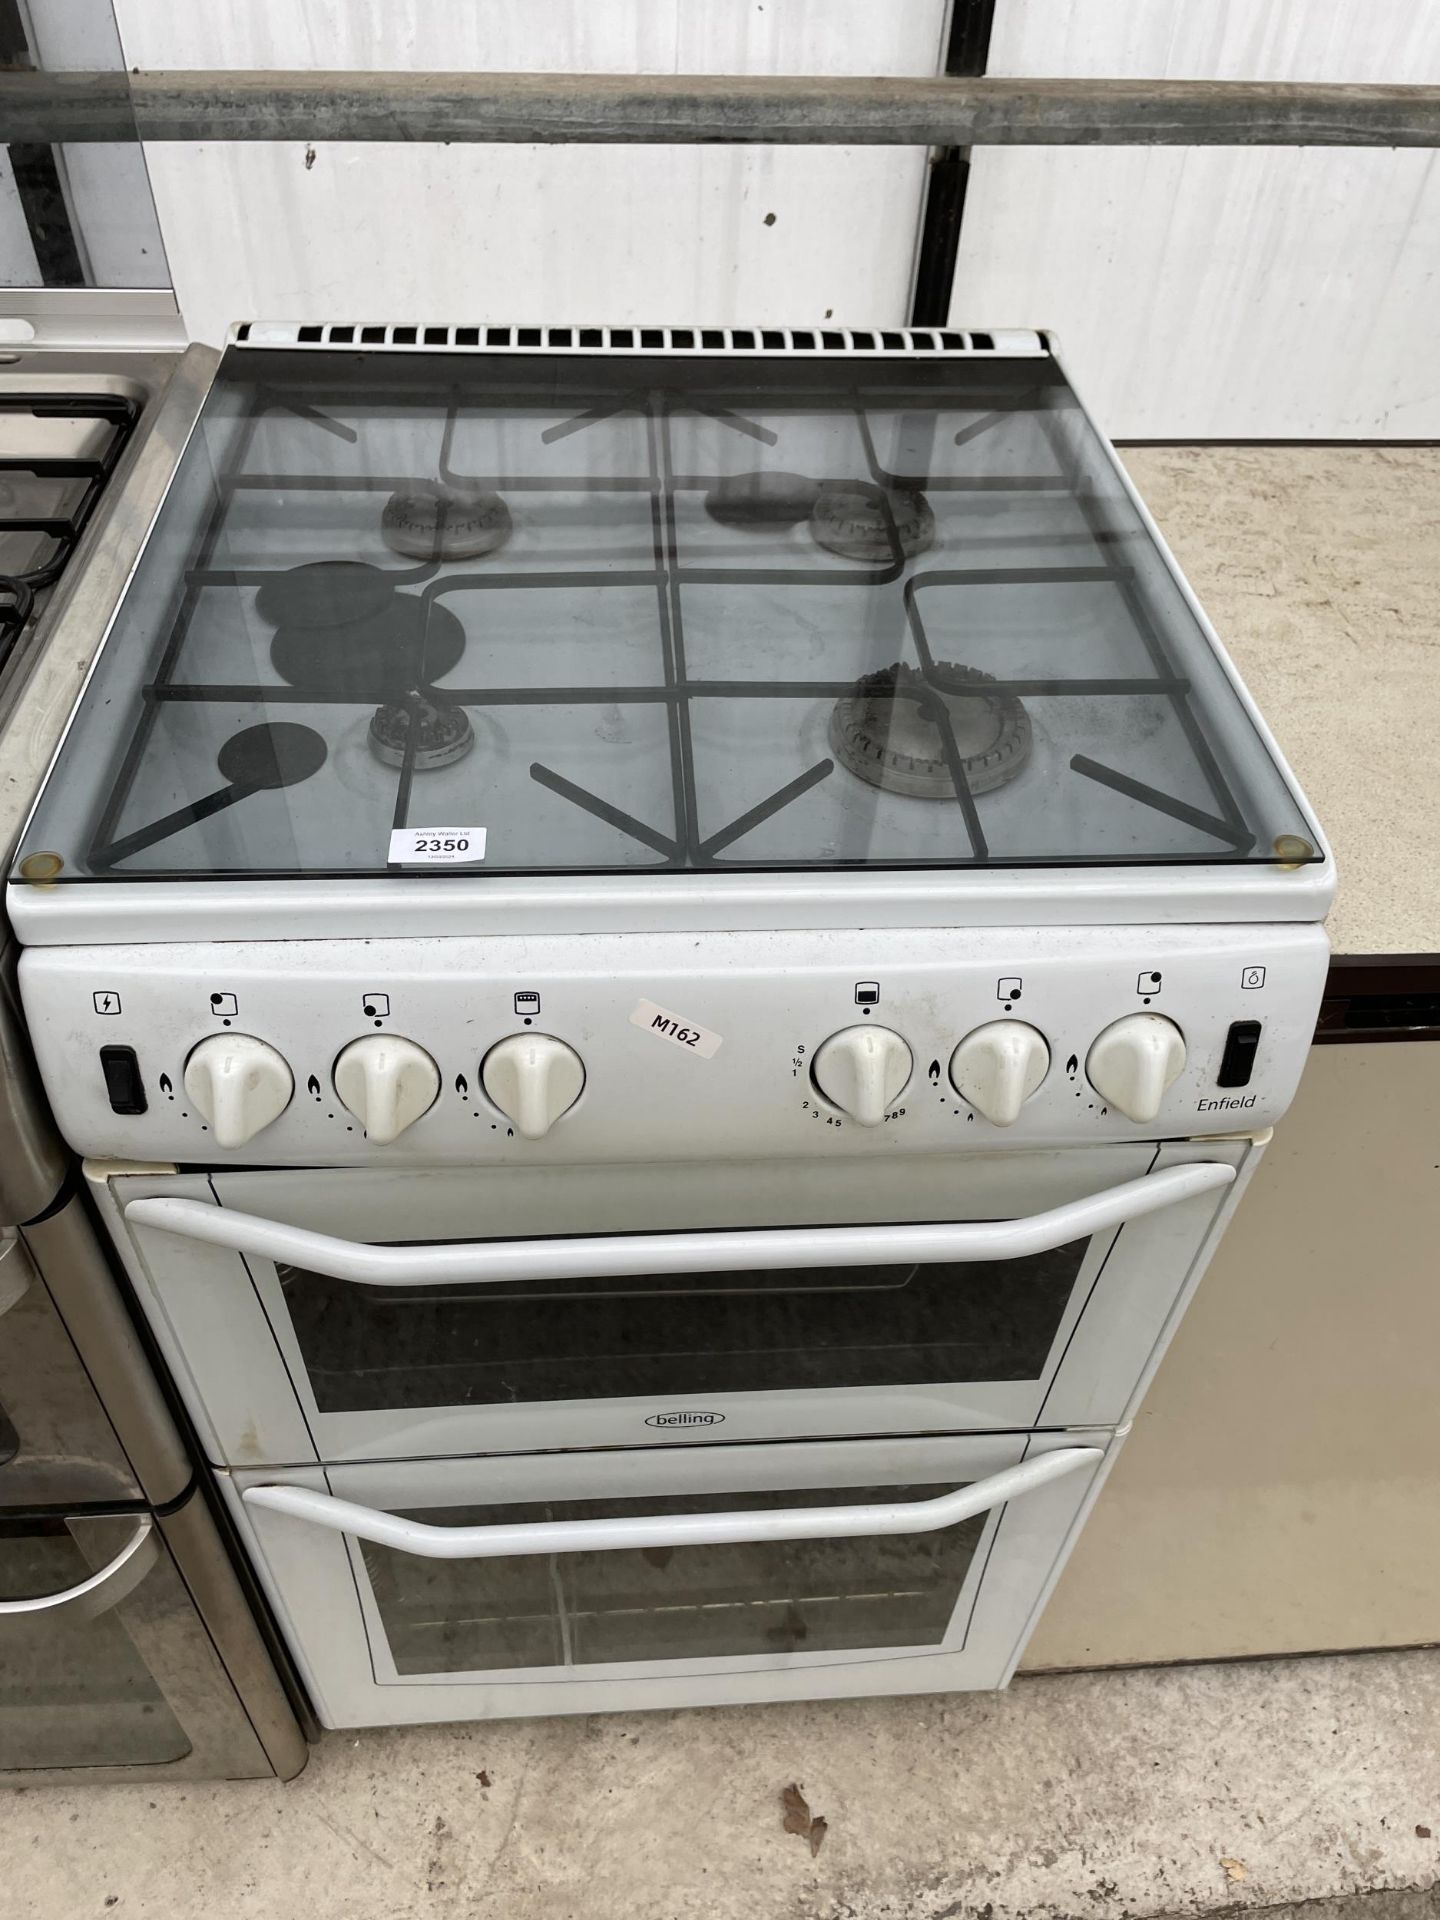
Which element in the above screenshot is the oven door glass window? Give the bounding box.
[279,1242,1087,1413]
[360,1482,982,1675]
[0,1517,190,1771]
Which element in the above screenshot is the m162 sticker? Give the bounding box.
[629,998,723,1058]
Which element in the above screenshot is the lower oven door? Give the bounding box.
[106,1142,1247,1465]
[0,1495,272,1780]
[227,1431,1107,1727]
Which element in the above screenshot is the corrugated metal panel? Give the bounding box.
[952,0,1440,437]
[111,1,948,345]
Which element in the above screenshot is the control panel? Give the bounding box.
[19,923,1329,1166]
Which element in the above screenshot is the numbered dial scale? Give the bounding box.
[20,922,1327,1166]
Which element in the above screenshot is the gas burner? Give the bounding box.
[703,470,821,529]
[254,560,394,629]
[810,482,935,564]
[368,693,475,771]
[829,661,1031,800]
[381,483,512,561]
[271,595,466,700]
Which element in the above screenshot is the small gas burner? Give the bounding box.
[703,470,821,530]
[368,693,475,771]
[829,661,1031,800]
[810,482,935,564]
[381,483,513,561]
[254,560,394,629]
[271,595,466,699]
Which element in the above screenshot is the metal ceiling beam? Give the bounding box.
[0,70,1438,148]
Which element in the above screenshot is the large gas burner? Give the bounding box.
[829,661,1031,800]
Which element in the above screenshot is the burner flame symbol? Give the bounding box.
[158,1073,171,1094]
[927,1058,940,1083]
[456,1074,468,1097]
[1065,1054,1079,1077]
[306,1074,321,1098]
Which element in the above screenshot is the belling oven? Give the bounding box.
[9,325,1330,1727]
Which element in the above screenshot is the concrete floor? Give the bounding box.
[7,1647,1439,1919]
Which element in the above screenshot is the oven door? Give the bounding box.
[226,1431,1107,1727]
[0,1496,271,1780]
[104,1142,1246,1466]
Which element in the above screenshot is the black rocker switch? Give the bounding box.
[1217,1020,1262,1089]
[100,1044,147,1115]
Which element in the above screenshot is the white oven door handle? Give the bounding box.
[243,1447,1103,1560]
[0,1517,158,1621]
[124,1162,1234,1288]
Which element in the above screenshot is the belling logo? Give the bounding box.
[645,1410,726,1429]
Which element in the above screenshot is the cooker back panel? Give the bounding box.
[23,922,1325,1166]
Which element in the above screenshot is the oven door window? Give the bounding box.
[279,1242,1088,1413]
[360,1482,982,1675]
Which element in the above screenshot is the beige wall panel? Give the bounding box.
[1024,1043,1440,1669]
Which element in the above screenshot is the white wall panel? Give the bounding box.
[111,0,947,344]
[953,1,1440,437]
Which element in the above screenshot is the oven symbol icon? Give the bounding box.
[1242,966,1266,990]
[514,990,542,1017]
[363,992,390,1018]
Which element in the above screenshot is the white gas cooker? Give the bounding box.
[5,328,1332,1728]
[9,324,1330,1166]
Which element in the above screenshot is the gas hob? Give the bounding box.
[7,325,1327,946]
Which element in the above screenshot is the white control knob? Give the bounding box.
[333,1035,440,1145]
[949,1020,1050,1127]
[811,1024,912,1127]
[183,1034,293,1149]
[481,1033,585,1140]
[1086,1014,1187,1125]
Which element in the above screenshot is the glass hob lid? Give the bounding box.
[13,345,1320,885]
